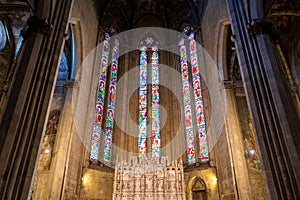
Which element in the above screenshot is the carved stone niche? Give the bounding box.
[37,109,60,171]
[193,178,206,191]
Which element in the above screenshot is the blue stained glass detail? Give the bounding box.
[15,36,23,56]
[138,47,148,156]
[0,21,7,50]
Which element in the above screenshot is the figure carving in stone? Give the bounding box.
[168,181,171,190]
[128,181,133,190]
[171,181,176,190]
[37,135,52,171]
[158,179,163,190]
[244,117,261,170]
[146,176,153,190]
[135,181,139,191]
[116,181,120,190]
[177,180,182,191]
[45,110,60,135]
[123,182,127,190]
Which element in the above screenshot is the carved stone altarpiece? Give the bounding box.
[113,156,186,200]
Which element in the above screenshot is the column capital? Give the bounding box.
[221,80,235,90]
[21,15,52,39]
[248,19,273,37]
[64,80,79,89]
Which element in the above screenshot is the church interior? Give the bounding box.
[0,0,300,199]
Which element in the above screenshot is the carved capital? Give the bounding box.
[248,19,274,37]
[21,15,52,38]
[64,80,79,89]
[235,86,245,96]
[222,80,235,90]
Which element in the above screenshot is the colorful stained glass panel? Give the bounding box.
[179,38,196,164]
[138,47,148,156]
[151,47,160,157]
[189,33,209,162]
[90,33,110,161]
[103,39,120,162]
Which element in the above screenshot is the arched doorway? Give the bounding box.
[192,178,207,200]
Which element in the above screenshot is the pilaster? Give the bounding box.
[49,81,79,199]
[222,81,252,200]
[226,0,300,199]
[0,1,73,199]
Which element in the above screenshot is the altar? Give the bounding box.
[113,156,186,199]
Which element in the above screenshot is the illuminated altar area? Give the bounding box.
[112,156,186,200]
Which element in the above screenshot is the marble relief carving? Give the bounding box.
[113,157,186,200]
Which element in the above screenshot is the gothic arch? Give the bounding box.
[169,3,199,31]
[186,176,207,200]
[68,18,83,81]
[102,5,129,33]
[136,14,164,28]
[216,19,231,81]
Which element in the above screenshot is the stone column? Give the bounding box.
[223,82,251,200]
[226,0,300,199]
[0,1,73,199]
[48,81,78,199]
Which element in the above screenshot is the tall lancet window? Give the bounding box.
[138,46,148,156]
[189,33,209,162]
[90,31,120,162]
[180,27,209,164]
[151,46,160,157]
[179,38,196,164]
[103,38,119,162]
[138,37,160,157]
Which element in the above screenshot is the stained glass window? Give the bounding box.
[138,46,148,156]
[0,20,7,50]
[57,51,69,81]
[54,25,75,95]
[189,33,209,162]
[15,36,23,56]
[179,38,196,164]
[151,46,160,157]
[103,38,119,162]
[90,33,111,161]
[90,30,120,163]
[179,32,209,164]
[138,42,161,158]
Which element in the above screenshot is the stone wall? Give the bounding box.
[80,168,114,200]
[184,167,219,200]
[212,131,235,200]
[236,96,267,199]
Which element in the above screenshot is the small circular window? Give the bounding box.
[0,20,7,50]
